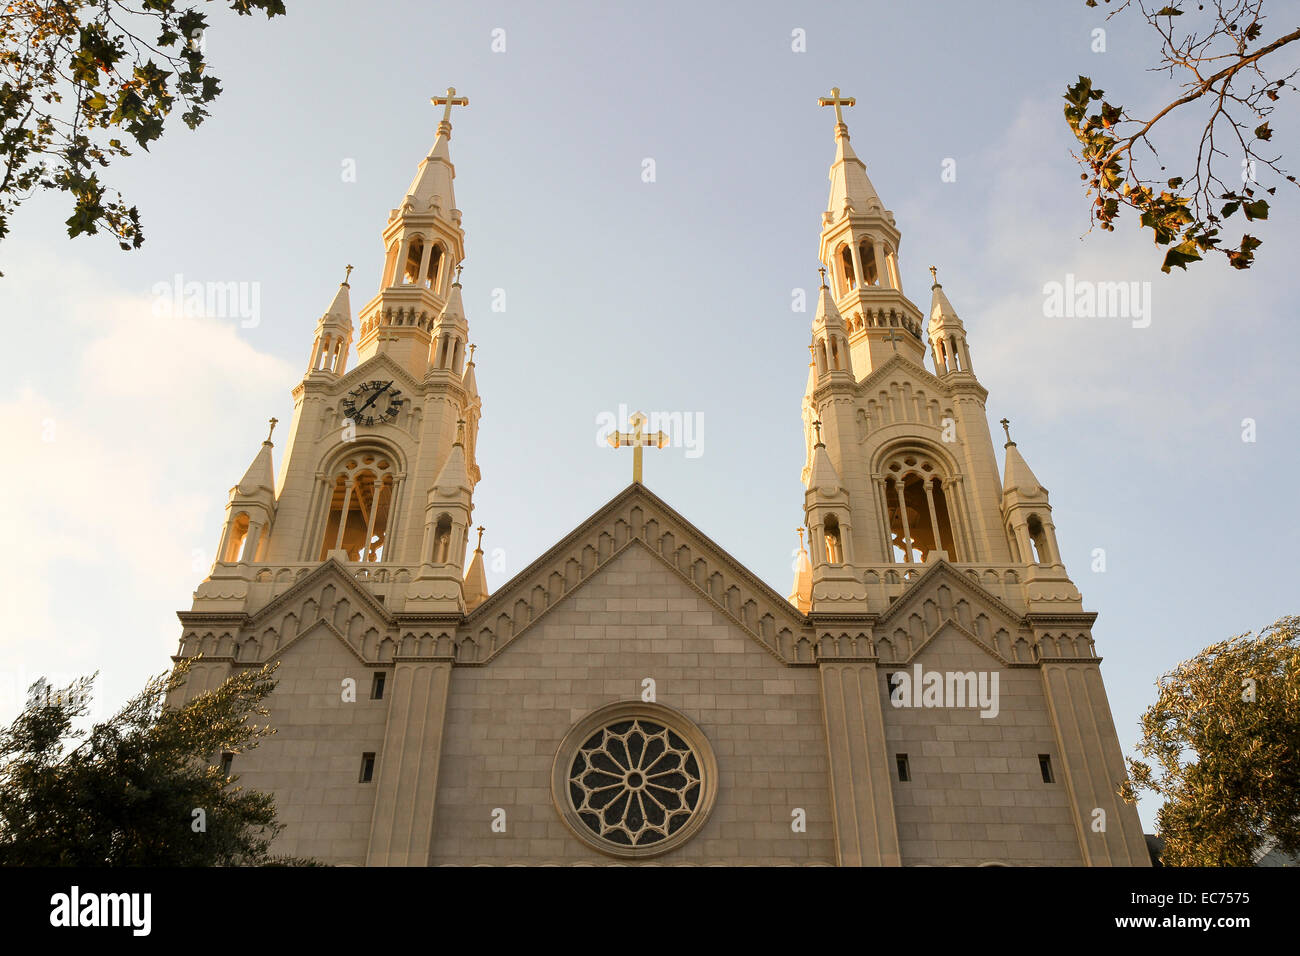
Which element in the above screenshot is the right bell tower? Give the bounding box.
[799,88,1083,611]
[793,87,1150,867]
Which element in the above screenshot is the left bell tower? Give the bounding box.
[178,86,490,671]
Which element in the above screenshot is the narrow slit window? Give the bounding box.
[220,752,234,778]
[360,752,376,783]
[1039,754,1054,784]
[371,672,386,700]
[896,754,911,782]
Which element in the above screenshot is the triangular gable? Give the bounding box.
[261,615,370,667]
[248,558,394,630]
[871,559,1028,665]
[329,351,425,398]
[874,559,1023,630]
[854,352,952,397]
[458,483,813,665]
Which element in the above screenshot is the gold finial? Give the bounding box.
[607,410,669,484]
[475,526,485,551]
[812,419,823,446]
[432,86,469,127]
[929,265,938,286]
[467,343,476,363]
[455,262,463,284]
[818,266,828,289]
[266,417,278,443]
[817,86,856,128]
[456,418,466,443]
[1000,418,1012,444]
[343,264,353,286]
[797,527,806,550]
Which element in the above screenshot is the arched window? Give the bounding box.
[1027,514,1048,564]
[859,238,878,286]
[319,453,396,562]
[224,512,250,562]
[402,237,424,285]
[824,515,843,564]
[883,452,960,563]
[426,244,444,290]
[838,244,856,294]
[432,513,452,563]
[816,339,829,375]
[383,241,400,287]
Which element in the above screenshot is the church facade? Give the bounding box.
[169,89,1149,866]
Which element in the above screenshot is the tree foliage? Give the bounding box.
[1065,1,1299,272]
[0,659,315,865]
[0,0,285,263]
[1123,615,1300,866]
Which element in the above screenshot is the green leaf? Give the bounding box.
[1243,200,1269,221]
[1161,239,1202,273]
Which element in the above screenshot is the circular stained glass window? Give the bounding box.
[552,702,717,859]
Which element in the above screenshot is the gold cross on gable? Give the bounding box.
[607,411,669,484]
[817,86,855,126]
[432,86,469,126]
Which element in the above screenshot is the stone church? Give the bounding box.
[169,88,1150,866]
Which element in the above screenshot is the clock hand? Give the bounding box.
[355,381,394,415]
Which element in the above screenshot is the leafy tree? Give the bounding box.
[0,658,316,865]
[0,0,285,265]
[1065,1,1299,272]
[1123,615,1300,866]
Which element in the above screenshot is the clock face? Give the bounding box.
[342,380,404,426]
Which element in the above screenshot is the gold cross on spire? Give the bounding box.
[475,526,485,551]
[929,265,938,286]
[1000,418,1013,443]
[266,417,278,442]
[432,86,469,127]
[607,411,669,484]
[817,86,855,127]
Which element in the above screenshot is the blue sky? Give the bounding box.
[2,0,1297,832]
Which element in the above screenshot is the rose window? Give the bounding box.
[568,718,701,847]
[552,702,717,858]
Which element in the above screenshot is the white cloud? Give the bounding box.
[0,253,294,723]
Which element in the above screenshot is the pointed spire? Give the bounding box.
[403,87,468,213]
[814,271,847,331]
[437,278,467,324]
[235,423,276,497]
[322,271,353,325]
[463,525,489,611]
[788,527,812,614]
[817,87,883,218]
[928,266,961,327]
[808,439,843,493]
[462,342,478,395]
[1001,423,1043,498]
[432,441,471,495]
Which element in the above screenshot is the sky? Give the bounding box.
[1,0,1298,833]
